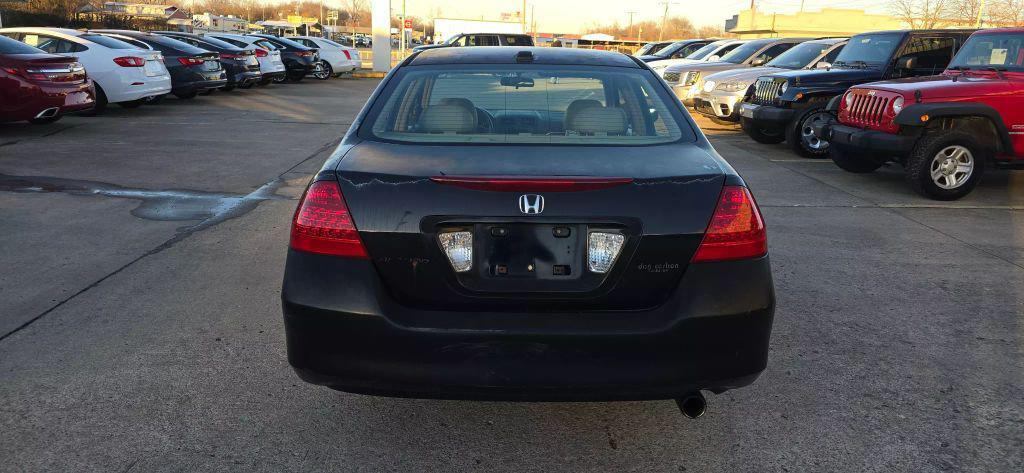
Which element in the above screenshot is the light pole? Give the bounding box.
[658,1,679,41]
[626,10,637,39]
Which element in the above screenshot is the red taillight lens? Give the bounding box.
[177,57,204,66]
[219,53,242,60]
[254,48,268,57]
[342,50,351,60]
[113,56,145,67]
[296,50,313,57]
[290,180,368,258]
[692,186,767,263]
[2,66,47,81]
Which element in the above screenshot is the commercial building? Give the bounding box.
[725,7,903,39]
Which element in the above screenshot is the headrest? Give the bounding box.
[417,104,477,133]
[564,99,602,130]
[566,106,628,135]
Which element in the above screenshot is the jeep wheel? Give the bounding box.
[788,107,833,159]
[741,117,785,144]
[831,146,883,173]
[905,131,985,200]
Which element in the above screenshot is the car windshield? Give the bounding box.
[685,42,724,60]
[767,41,834,69]
[720,41,770,64]
[653,41,686,58]
[834,33,903,66]
[0,35,45,54]
[948,32,1024,71]
[80,34,137,50]
[364,65,689,145]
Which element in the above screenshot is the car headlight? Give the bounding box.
[844,91,854,108]
[892,96,905,114]
[651,63,669,71]
[779,81,789,94]
[703,80,716,93]
[715,81,748,92]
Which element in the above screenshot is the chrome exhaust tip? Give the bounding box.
[34,107,59,119]
[675,391,707,419]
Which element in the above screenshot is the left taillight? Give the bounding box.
[342,50,352,60]
[253,48,268,57]
[692,186,767,263]
[113,56,145,67]
[290,180,368,258]
[177,57,204,66]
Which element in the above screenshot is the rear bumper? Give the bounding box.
[228,71,262,86]
[820,122,919,157]
[0,81,95,122]
[173,78,228,94]
[262,71,287,81]
[738,103,795,131]
[282,251,775,401]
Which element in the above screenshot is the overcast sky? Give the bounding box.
[326,0,893,33]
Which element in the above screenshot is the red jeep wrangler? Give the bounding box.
[818,28,1024,200]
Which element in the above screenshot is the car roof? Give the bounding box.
[407,46,638,68]
[975,27,1024,34]
[851,29,975,35]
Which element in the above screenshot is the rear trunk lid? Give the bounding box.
[3,54,86,84]
[336,141,727,311]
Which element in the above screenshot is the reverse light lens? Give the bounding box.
[588,232,625,273]
[439,231,473,272]
[113,56,145,67]
[892,96,905,114]
[290,180,368,258]
[692,186,767,263]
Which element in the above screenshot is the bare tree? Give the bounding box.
[890,0,952,29]
[989,0,1024,26]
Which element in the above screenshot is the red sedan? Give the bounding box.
[0,35,95,124]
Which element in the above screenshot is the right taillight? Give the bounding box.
[253,48,268,57]
[177,57,204,66]
[692,186,767,263]
[290,180,368,258]
[342,50,352,60]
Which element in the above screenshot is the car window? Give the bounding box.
[766,42,833,69]
[254,40,278,51]
[503,36,531,46]
[212,36,249,48]
[675,42,706,58]
[467,35,499,47]
[293,38,315,47]
[710,43,741,59]
[834,32,903,66]
[753,43,796,64]
[80,34,137,50]
[0,34,44,54]
[822,44,844,64]
[948,32,1024,71]
[894,36,956,76]
[24,35,85,54]
[110,36,152,50]
[684,42,720,60]
[364,65,688,145]
[720,41,772,64]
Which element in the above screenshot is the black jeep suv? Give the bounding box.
[737,29,975,158]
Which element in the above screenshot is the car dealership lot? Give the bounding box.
[1,80,1022,471]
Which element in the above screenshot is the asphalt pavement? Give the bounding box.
[1,79,1022,472]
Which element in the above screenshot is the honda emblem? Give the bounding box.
[518,194,544,214]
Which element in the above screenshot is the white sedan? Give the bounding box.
[288,36,361,79]
[202,32,288,85]
[0,27,170,112]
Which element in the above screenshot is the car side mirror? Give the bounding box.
[815,61,831,69]
[708,55,720,61]
[897,56,916,70]
[750,58,765,67]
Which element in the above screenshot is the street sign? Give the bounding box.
[404,19,412,29]
[327,10,339,20]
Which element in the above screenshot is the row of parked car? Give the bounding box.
[0,27,362,124]
[644,28,1024,200]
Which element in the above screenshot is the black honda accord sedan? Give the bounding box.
[282,47,774,417]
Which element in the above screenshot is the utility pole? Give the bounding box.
[522,0,527,32]
[626,11,637,39]
[750,0,756,30]
[976,0,986,27]
[400,0,406,58]
[657,2,678,41]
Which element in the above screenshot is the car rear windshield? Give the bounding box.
[271,36,311,49]
[0,35,44,54]
[767,41,834,69]
[363,65,690,145]
[834,33,903,65]
[948,32,1024,71]
[80,34,138,49]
